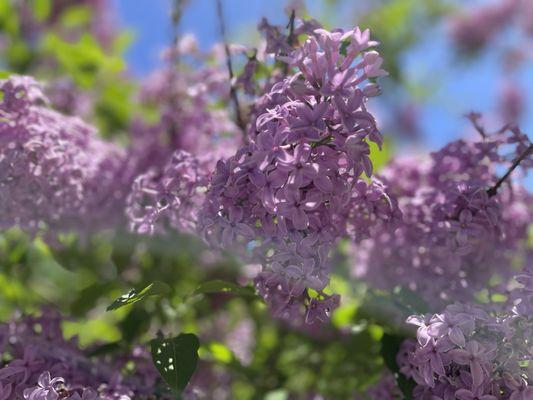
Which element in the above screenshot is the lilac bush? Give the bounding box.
[0,1,531,399]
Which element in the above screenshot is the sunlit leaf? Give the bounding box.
[106,281,171,311]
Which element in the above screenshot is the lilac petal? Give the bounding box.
[291,208,309,230]
[449,326,466,347]
[268,169,287,188]
[470,360,485,388]
[427,321,445,337]
[455,389,475,400]
[430,353,445,376]
[362,155,373,177]
[302,191,322,210]
[235,223,255,238]
[249,169,266,187]
[221,227,234,248]
[294,143,311,163]
[450,349,470,365]
[314,173,333,192]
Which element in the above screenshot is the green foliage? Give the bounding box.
[360,0,453,80]
[357,286,429,332]
[43,34,124,88]
[192,280,257,297]
[31,0,52,22]
[150,333,200,393]
[381,333,416,399]
[107,281,171,311]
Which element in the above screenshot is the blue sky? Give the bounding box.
[112,0,533,165]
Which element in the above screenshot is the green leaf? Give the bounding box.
[380,333,404,373]
[369,138,392,172]
[32,0,51,22]
[192,280,256,297]
[207,342,233,364]
[392,286,429,316]
[71,281,116,316]
[380,333,415,399]
[59,5,92,28]
[150,333,200,393]
[265,390,289,400]
[119,307,151,343]
[106,281,170,311]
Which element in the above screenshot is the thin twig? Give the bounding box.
[215,0,246,137]
[167,0,186,144]
[465,112,486,139]
[487,143,532,197]
[282,9,296,76]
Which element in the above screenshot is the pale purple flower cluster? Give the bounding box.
[509,264,533,319]
[200,26,395,320]
[0,76,129,238]
[449,0,533,55]
[0,310,170,400]
[124,39,241,235]
[126,150,209,235]
[398,268,532,400]
[353,125,531,307]
[449,0,520,53]
[131,58,239,173]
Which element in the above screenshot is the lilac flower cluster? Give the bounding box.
[353,123,531,307]
[200,25,396,320]
[0,37,241,240]
[130,43,240,174]
[124,36,241,235]
[126,150,209,235]
[0,76,129,239]
[0,310,170,400]
[397,267,532,400]
[449,0,524,54]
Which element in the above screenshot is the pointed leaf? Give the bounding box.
[150,333,200,393]
[106,281,170,311]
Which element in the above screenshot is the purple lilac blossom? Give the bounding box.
[0,76,130,239]
[0,310,173,400]
[352,122,531,308]
[200,24,395,321]
[398,267,532,400]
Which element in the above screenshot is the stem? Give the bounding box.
[487,143,532,197]
[216,0,246,137]
[282,9,296,76]
[167,0,186,144]
[465,112,486,139]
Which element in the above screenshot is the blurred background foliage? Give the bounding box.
[0,0,530,398]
